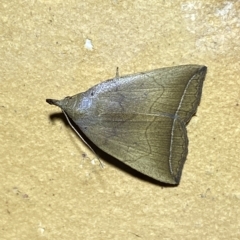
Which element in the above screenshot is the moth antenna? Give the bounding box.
[115,67,119,79]
[61,110,104,168]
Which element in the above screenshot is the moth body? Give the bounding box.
[47,65,207,184]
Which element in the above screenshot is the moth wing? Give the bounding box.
[77,113,188,184]
[141,65,206,122]
[55,65,206,184]
[87,65,206,124]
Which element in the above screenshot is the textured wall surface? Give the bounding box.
[1,0,240,239]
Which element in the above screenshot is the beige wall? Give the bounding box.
[1,0,239,239]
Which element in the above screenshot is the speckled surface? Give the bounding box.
[1,1,240,239]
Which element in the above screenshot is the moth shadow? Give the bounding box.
[48,112,178,188]
[49,112,71,127]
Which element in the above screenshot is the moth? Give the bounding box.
[47,65,207,184]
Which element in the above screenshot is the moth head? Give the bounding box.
[46,94,82,120]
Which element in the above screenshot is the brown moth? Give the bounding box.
[47,65,207,184]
